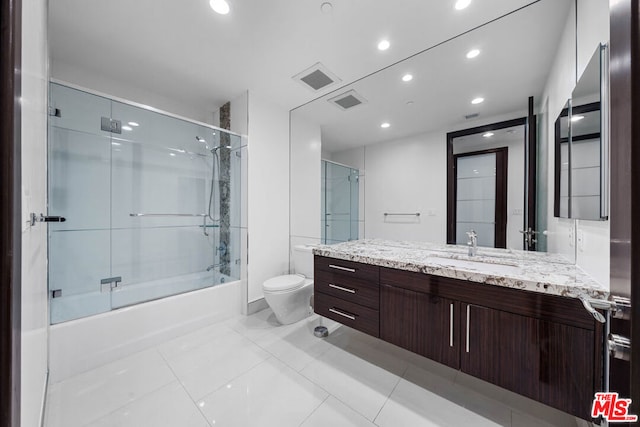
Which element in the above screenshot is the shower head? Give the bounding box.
[196,136,223,153]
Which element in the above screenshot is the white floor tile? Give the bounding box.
[90,382,210,427]
[162,327,271,400]
[300,396,377,427]
[157,321,239,361]
[324,327,409,377]
[224,308,282,341]
[253,315,335,371]
[375,377,509,427]
[511,410,581,427]
[454,370,578,426]
[197,357,327,427]
[45,349,175,427]
[300,345,401,421]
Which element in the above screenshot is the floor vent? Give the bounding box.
[293,63,341,91]
[328,90,367,111]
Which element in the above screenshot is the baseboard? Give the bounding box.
[247,297,269,315]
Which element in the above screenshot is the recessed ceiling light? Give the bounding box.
[483,132,494,138]
[455,0,471,10]
[380,122,390,128]
[471,97,484,105]
[209,0,230,15]
[169,153,177,157]
[402,74,413,82]
[111,142,121,146]
[466,49,480,59]
[571,115,585,122]
[128,122,139,127]
[377,40,390,51]
[122,125,133,131]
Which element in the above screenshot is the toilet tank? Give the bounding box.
[292,244,317,278]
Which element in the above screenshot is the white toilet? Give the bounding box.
[263,244,315,325]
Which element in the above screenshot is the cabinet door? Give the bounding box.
[380,285,459,369]
[460,303,539,400]
[538,321,595,419]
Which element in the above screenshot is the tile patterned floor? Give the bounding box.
[44,309,588,427]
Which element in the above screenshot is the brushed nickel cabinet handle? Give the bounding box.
[328,264,356,273]
[329,308,356,320]
[329,283,356,294]
[466,305,471,353]
[450,303,454,347]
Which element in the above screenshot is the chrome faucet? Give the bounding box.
[206,264,219,272]
[466,230,478,257]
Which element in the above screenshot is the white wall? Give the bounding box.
[247,94,290,302]
[290,111,322,258]
[21,0,49,425]
[350,131,447,243]
[541,0,609,287]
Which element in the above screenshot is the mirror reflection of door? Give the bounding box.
[454,149,508,248]
[448,119,528,250]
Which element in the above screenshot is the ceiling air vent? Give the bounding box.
[293,63,341,92]
[465,113,479,120]
[328,90,367,111]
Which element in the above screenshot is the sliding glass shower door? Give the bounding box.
[48,83,242,324]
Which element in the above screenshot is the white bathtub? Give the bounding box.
[49,278,242,383]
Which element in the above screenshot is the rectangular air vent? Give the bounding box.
[293,63,341,92]
[465,113,479,120]
[328,90,367,111]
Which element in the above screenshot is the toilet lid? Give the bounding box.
[263,274,306,292]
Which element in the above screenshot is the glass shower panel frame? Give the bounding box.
[48,85,113,324]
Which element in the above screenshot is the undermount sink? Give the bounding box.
[427,256,523,276]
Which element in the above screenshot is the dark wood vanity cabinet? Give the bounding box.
[461,304,540,401]
[314,256,602,420]
[380,285,460,369]
[313,256,380,337]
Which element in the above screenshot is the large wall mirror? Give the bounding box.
[290,0,581,262]
[554,44,609,221]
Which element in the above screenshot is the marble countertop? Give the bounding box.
[312,239,608,299]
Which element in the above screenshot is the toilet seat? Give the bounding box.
[263,274,308,293]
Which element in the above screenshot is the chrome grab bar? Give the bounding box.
[384,212,420,217]
[130,213,208,217]
[329,308,356,320]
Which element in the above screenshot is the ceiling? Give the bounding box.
[49,0,544,117]
[292,0,572,153]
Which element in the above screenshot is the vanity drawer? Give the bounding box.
[314,276,379,309]
[314,291,379,337]
[314,256,379,282]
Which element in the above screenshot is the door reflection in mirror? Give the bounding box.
[448,119,526,250]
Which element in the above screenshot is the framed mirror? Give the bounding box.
[554,44,609,220]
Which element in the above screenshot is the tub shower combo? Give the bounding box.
[47,83,243,324]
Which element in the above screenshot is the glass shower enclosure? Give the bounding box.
[48,83,242,324]
[321,160,359,244]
